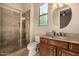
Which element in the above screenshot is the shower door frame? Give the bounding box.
[0,4,23,54]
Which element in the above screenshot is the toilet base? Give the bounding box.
[28,50,37,56]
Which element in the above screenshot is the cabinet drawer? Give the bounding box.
[61,49,79,56]
[40,37,48,43]
[48,39,68,49]
[69,43,79,53]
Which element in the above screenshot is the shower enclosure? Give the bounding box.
[0,4,27,55]
[22,10,30,47]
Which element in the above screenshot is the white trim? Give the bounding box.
[19,11,23,48]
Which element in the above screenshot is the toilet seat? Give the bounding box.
[27,42,38,50]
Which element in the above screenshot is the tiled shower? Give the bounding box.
[0,4,22,55]
[0,3,30,56]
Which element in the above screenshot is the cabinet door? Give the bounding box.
[40,43,48,56]
[47,45,56,56]
[69,43,79,53]
[40,43,56,56]
[60,49,79,56]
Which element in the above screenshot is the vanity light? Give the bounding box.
[53,3,67,9]
[53,3,58,8]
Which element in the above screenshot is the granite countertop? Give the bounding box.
[40,35,79,44]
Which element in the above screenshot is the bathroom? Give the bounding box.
[0,3,79,56]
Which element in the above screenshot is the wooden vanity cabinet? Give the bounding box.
[40,37,57,56]
[40,43,56,56]
[39,37,79,56]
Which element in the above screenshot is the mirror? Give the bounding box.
[53,4,72,29]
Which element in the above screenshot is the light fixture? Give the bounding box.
[53,3,66,9]
[53,3,58,8]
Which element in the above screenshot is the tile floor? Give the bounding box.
[7,48,39,56]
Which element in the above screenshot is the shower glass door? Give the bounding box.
[0,6,20,55]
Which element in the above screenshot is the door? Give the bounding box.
[25,10,30,44]
[22,10,30,47]
[40,43,48,56]
[0,7,20,54]
[47,45,56,56]
[40,43,56,56]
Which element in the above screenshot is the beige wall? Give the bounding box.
[2,3,24,11]
[22,3,31,11]
[29,4,35,42]
[30,3,54,41]
[1,3,79,42]
[1,3,31,12]
[34,3,54,34]
[31,3,79,41]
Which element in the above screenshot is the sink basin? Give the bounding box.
[54,36,67,39]
[45,34,67,39]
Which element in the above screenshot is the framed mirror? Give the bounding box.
[53,4,72,29]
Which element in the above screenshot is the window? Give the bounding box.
[39,3,48,26]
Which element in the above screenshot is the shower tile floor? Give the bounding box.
[7,48,39,56]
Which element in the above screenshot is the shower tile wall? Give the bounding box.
[0,7,20,54]
[25,10,30,44]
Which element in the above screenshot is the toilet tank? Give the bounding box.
[35,35,40,43]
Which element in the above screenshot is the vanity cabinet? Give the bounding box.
[40,37,56,56]
[40,43,56,56]
[39,37,79,56]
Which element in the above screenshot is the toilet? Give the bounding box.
[27,35,40,56]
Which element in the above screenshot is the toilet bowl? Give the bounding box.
[27,35,40,56]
